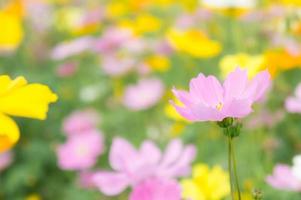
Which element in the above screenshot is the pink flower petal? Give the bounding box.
[109,137,139,172]
[93,172,130,196]
[224,68,248,101]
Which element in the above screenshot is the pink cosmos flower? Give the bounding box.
[101,54,136,77]
[0,151,13,172]
[129,178,181,200]
[171,68,271,122]
[94,28,134,54]
[63,109,100,136]
[57,129,104,170]
[56,62,78,77]
[92,137,196,196]
[51,36,94,60]
[266,164,301,191]
[123,78,165,111]
[285,83,301,113]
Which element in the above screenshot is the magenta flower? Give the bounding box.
[171,68,271,122]
[123,78,165,111]
[63,109,100,136]
[129,178,181,200]
[285,83,301,113]
[0,151,13,172]
[57,129,104,170]
[266,164,301,191]
[92,137,195,196]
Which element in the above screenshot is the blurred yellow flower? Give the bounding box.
[181,164,230,200]
[0,76,58,152]
[264,50,301,77]
[54,7,99,36]
[0,0,24,52]
[25,194,41,200]
[220,53,265,78]
[146,55,170,72]
[119,14,161,35]
[106,1,129,19]
[269,0,301,6]
[167,29,222,58]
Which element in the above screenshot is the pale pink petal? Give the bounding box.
[162,145,196,178]
[159,139,183,168]
[93,172,130,196]
[109,137,139,172]
[189,73,223,106]
[223,68,248,101]
[172,88,194,106]
[266,164,301,191]
[285,97,301,113]
[243,69,271,102]
[222,99,253,118]
[140,141,162,165]
[130,178,181,200]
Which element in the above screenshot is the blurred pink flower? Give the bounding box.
[0,151,13,172]
[78,171,99,188]
[285,83,301,113]
[266,164,301,191]
[92,137,195,196]
[171,68,271,122]
[123,78,165,111]
[246,109,284,129]
[56,62,78,77]
[57,129,104,170]
[63,109,100,136]
[51,36,94,60]
[129,178,181,200]
[101,55,136,76]
[94,28,133,54]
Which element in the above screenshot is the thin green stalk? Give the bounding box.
[228,135,235,200]
[231,138,242,200]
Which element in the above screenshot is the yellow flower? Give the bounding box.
[181,164,230,200]
[119,14,161,35]
[25,194,41,200]
[167,29,222,58]
[266,0,301,6]
[264,49,301,77]
[106,1,129,19]
[220,53,265,78]
[0,0,24,52]
[146,55,170,72]
[54,7,99,36]
[0,76,58,152]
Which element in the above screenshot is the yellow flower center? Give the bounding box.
[216,102,223,111]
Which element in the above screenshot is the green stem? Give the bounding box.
[228,135,235,200]
[231,138,242,200]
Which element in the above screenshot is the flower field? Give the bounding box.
[1,0,301,200]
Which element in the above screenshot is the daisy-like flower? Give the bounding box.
[0,75,57,152]
[171,67,271,122]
